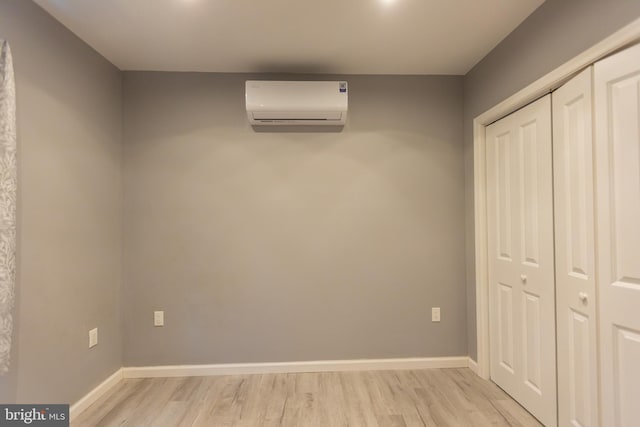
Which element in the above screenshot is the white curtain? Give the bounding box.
[0,40,17,374]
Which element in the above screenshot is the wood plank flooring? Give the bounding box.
[72,368,543,427]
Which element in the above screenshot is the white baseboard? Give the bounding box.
[467,357,479,375]
[70,368,123,420]
[122,356,469,378]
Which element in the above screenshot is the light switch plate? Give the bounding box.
[432,307,441,322]
[154,311,164,327]
[89,328,98,348]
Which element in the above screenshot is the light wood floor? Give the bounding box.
[72,368,543,427]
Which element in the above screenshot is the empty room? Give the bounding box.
[0,0,639,426]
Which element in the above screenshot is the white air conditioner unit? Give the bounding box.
[245,80,348,126]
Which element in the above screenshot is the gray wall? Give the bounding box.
[0,0,123,403]
[123,73,466,366]
[463,0,640,360]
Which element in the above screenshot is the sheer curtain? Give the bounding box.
[0,39,17,374]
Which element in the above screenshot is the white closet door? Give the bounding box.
[595,43,640,427]
[486,95,557,427]
[553,67,599,427]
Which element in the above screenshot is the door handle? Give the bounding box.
[520,274,527,284]
[579,292,588,304]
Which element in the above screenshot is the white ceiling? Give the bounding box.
[34,0,544,75]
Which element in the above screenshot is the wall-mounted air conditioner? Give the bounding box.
[245,80,348,126]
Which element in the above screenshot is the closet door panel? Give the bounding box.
[488,118,521,392]
[595,43,640,427]
[553,67,598,427]
[487,95,556,427]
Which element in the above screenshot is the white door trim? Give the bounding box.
[473,16,640,380]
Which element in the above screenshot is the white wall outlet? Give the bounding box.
[154,311,164,327]
[89,328,98,348]
[432,307,441,322]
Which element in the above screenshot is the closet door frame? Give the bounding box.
[471,17,640,382]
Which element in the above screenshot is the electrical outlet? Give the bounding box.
[432,307,441,322]
[89,328,98,348]
[154,311,164,327]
